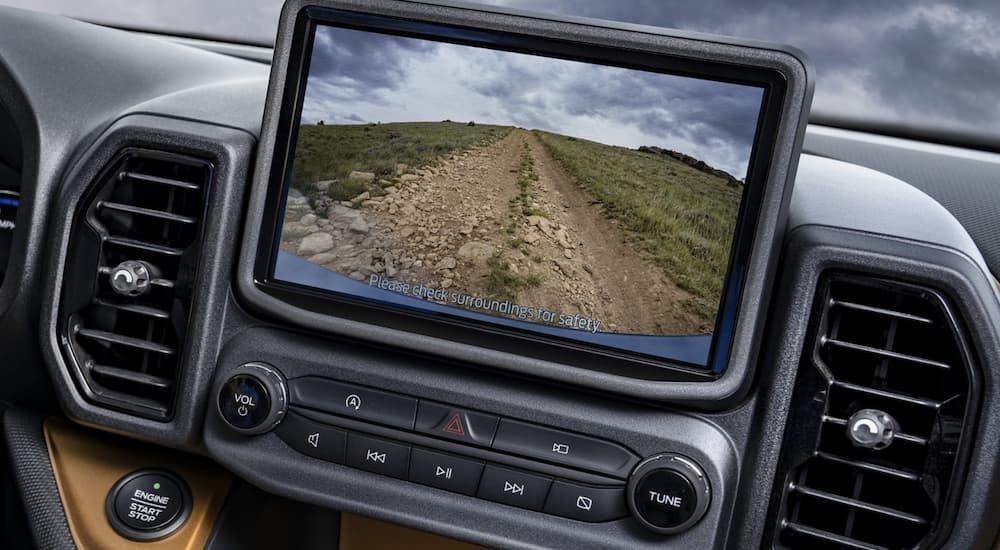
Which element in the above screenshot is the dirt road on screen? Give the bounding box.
[283,128,706,335]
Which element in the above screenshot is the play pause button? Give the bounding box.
[409,448,484,496]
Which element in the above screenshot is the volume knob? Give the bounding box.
[217,362,288,435]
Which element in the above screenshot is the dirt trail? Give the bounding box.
[518,132,705,334]
[282,128,705,335]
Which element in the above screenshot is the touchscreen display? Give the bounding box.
[272,23,766,366]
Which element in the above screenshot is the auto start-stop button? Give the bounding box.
[106,470,191,541]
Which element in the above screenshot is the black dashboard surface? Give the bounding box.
[1,5,999,550]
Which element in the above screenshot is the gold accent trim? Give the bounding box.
[44,418,231,550]
[339,513,488,550]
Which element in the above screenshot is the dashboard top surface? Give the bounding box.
[0,5,998,550]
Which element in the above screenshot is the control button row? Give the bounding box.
[276,412,627,522]
[285,376,637,478]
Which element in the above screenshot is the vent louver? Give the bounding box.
[61,150,211,420]
[775,274,977,550]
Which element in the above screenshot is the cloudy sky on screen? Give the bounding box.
[300,26,763,178]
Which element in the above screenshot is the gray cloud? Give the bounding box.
[479,0,1000,132]
[308,26,435,92]
[551,69,760,149]
[300,26,762,176]
[10,0,996,137]
[300,27,440,124]
[864,7,1000,126]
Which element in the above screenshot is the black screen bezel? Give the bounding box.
[252,6,789,382]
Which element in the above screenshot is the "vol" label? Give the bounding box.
[233,393,256,406]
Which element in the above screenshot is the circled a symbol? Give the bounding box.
[345,394,362,410]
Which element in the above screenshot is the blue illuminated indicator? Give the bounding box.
[0,198,17,207]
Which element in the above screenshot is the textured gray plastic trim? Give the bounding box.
[38,115,255,449]
[236,0,814,406]
[204,326,739,550]
[3,408,77,550]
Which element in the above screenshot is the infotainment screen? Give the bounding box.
[260,9,786,372]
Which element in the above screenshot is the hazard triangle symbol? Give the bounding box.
[442,413,465,436]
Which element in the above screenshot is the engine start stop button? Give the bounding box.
[106,469,191,541]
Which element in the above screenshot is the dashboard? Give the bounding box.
[1,3,999,550]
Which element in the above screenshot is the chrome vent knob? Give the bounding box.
[109,260,153,297]
[846,409,897,450]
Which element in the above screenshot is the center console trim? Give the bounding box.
[203,324,739,549]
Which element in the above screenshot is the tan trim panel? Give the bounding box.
[44,418,231,550]
[339,512,490,550]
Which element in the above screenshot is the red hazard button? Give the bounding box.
[443,413,466,436]
[415,402,499,447]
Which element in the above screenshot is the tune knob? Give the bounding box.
[627,453,711,535]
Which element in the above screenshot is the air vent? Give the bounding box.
[60,150,211,420]
[774,274,978,550]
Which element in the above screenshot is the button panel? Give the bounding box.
[273,411,632,523]
[268,375,645,524]
[284,377,638,480]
